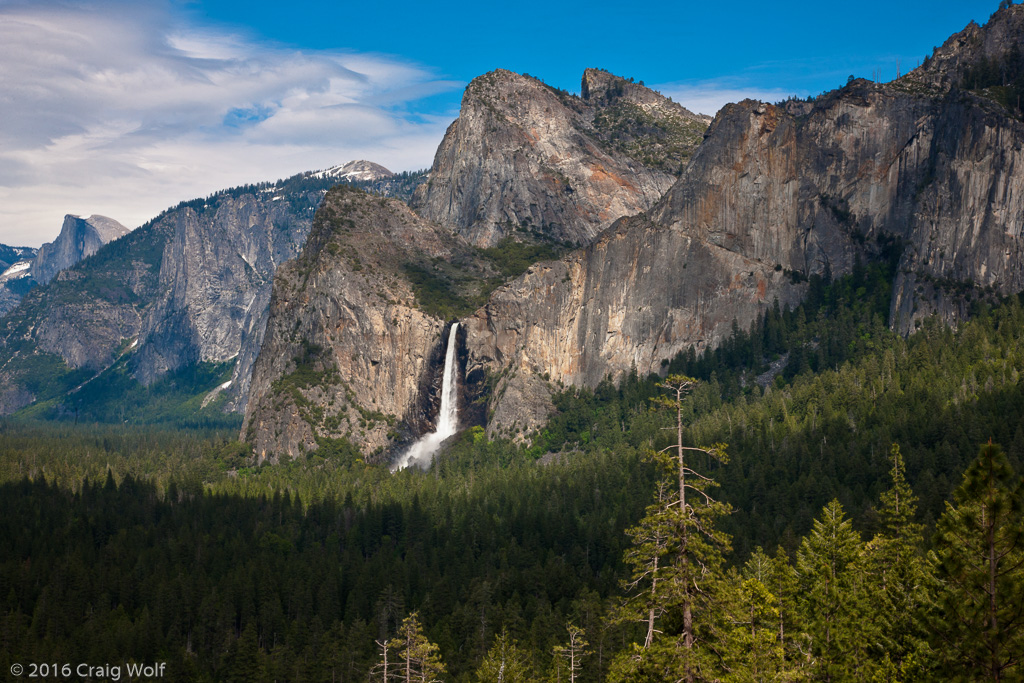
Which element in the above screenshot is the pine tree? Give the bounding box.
[795,499,872,682]
[721,572,786,682]
[476,628,532,683]
[386,613,445,683]
[863,444,932,679]
[929,441,1024,681]
[733,547,808,681]
[610,376,731,682]
[552,623,588,683]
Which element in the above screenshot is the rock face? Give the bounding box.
[0,245,38,317]
[33,215,129,286]
[242,186,477,462]
[0,172,329,416]
[412,69,707,247]
[132,191,317,404]
[464,8,1024,435]
[914,4,1024,89]
[465,214,802,437]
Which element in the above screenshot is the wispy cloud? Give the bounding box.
[655,79,811,118]
[0,1,460,246]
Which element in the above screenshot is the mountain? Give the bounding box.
[0,244,38,271]
[33,214,130,286]
[411,69,708,247]
[241,68,712,459]
[312,159,395,182]
[242,185,492,462]
[465,5,1024,437]
[242,8,1024,453]
[0,216,127,317]
[0,244,38,317]
[0,170,356,419]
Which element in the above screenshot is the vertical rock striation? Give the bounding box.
[465,8,1024,435]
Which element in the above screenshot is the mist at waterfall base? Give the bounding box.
[393,323,460,471]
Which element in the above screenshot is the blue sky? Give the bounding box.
[0,0,999,246]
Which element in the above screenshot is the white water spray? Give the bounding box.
[393,323,460,471]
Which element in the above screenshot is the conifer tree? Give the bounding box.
[734,547,808,680]
[929,441,1024,681]
[863,444,932,678]
[610,376,731,682]
[795,499,872,682]
[721,572,787,682]
[476,628,532,683]
[388,613,445,683]
[552,623,588,683]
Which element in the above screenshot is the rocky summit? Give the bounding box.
[239,3,1024,455]
[33,215,130,286]
[412,69,707,248]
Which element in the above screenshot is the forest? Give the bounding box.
[1,264,1023,681]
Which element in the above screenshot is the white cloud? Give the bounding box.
[0,1,460,246]
[654,79,809,119]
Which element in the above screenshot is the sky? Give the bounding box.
[0,0,999,247]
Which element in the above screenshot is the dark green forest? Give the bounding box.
[1,265,1023,681]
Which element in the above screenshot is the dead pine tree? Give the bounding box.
[370,638,393,683]
[552,623,589,683]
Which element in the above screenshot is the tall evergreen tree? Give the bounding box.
[863,444,932,679]
[929,441,1024,682]
[795,499,872,682]
[609,376,731,682]
[388,613,445,683]
[552,623,588,683]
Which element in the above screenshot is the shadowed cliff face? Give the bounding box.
[131,192,314,404]
[241,187,483,462]
[412,69,707,248]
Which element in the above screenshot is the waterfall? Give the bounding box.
[393,322,460,471]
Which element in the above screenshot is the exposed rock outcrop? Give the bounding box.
[466,214,802,437]
[33,215,129,286]
[465,9,1024,435]
[412,69,706,247]
[914,3,1024,90]
[242,186,480,461]
[132,192,316,403]
[0,172,327,416]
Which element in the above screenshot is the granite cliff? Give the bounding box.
[242,186,489,462]
[0,215,127,317]
[0,173,329,416]
[412,69,707,247]
[33,214,130,286]
[464,5,1024,436]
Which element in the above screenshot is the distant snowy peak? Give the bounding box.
[312,160,394,182]
[0,260,32,284]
